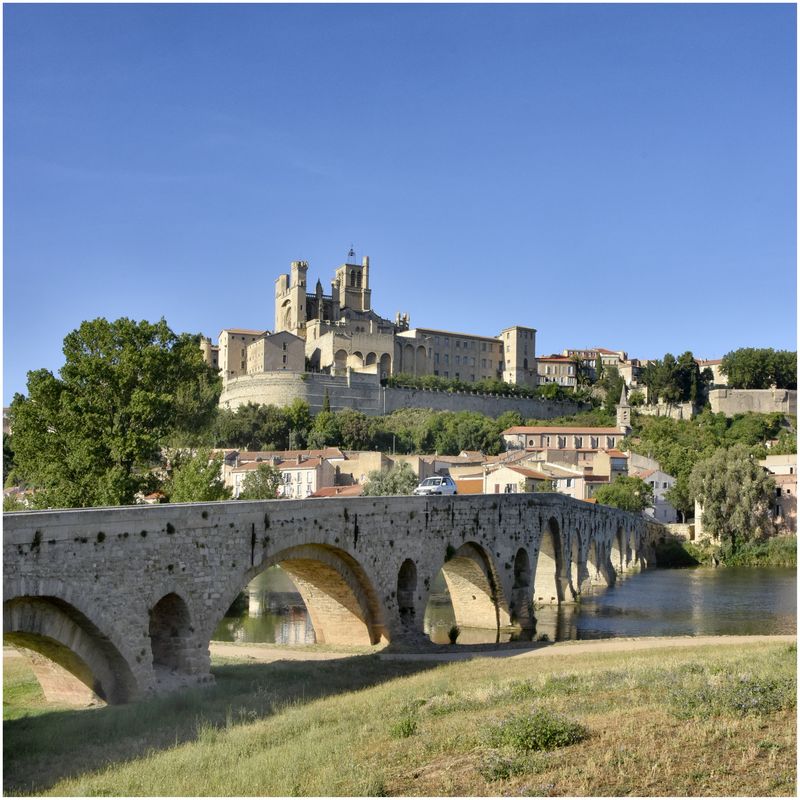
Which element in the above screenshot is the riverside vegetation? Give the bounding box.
[3,640,795,796]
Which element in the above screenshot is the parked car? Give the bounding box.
[413,475,458,496]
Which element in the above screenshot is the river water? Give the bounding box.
[212,565,797,645]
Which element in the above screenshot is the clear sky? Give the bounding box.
[4,3,796,404]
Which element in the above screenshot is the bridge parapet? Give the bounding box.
[4,494,660,703]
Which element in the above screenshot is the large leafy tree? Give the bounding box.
[363,462,419,496]
[238,463,282,500]
[720,348,797,390]
[10,317,221,508]
[593,476,654,512]
[688,444,775,551]
[167,451,230,503]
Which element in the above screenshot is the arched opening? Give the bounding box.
[365,352,377,367]
[149,593,194,677]
[348,351,364,369]
[334,349,348,373]
[350,269,356,286]
[510,548,532,627]
[379,352,392,380]
[415,345,427,376]
[627,531,639,570]
[611,526,625,576]
[533,517,565,604]
[397,559,417,624]
[568,536,581,602]
[281,299,292,330]
[585,539,608,591]
[403,343,414,373]
[4,596,138,705]
[213,545,386,648]
[424,542,510,644]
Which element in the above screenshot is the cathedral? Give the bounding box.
[202,249,538,388]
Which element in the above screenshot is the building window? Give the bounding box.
[456,340,461,348]
[455,355,460,365]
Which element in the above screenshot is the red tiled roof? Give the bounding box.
[507,466,550,480]
[222,328,267,336]
[310,485,365,498]
[502,426,622,435]
[633,468,656,480]
[604,449,629,458]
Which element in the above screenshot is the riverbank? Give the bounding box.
[656,535,797,568]
[4,636,795,796]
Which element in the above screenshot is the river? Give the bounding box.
[212,565,797,645]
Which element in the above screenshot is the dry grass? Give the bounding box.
[3,641,796,796]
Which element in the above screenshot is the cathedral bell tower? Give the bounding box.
[616,383,632,435]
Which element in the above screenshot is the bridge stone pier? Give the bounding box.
[4,494,659,704]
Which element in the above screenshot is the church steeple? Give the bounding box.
[616,382,631,434]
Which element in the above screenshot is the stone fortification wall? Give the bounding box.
[220,371,587,419]
[708,389,796,417]
[637,402,696,421]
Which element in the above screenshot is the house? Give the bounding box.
[631,467,678,523]
[483,465,550,494]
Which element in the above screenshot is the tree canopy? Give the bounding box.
[362,462,419,496]
[166,451,230,503]
[593,476,653,512]
[10,318,221,508]
[238,463,283,500]
[720,348,797,390]
[688,444,775,550]
[639,351,710,405]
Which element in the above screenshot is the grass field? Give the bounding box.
[3,640,796,796]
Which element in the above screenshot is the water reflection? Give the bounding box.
[213,565,797,645]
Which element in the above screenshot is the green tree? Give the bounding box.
[688,444,775,551]
[167,451,230,503]
[721,348,797,390]
[598,366,625,415]
[593,476,654,512]
[238,463,283,500]
[628,390,646,407]
[307,410,340,449]
[362,462,419,496]
[10,318,221,508]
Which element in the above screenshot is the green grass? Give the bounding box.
[3,642,797,796]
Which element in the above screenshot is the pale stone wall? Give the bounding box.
[636,402,696,420]
[708,389,796,416]
[220,371,587,418]
[5,495,659,703]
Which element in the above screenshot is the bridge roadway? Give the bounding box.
[3,493,660,704]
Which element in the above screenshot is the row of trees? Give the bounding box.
[720,348,797,390]
[638,352,713,405]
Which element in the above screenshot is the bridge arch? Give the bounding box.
[611,525,625,576]
[509,547,532,627]
[437,542,510,635]
[396,559,417,625]
[149,592,195,676]
[533,517,566,604]
[4,595,139,705]
[215,544,387,647]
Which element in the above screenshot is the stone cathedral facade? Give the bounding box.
[201,249,538,393]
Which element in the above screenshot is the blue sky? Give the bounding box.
[4,3,796,404]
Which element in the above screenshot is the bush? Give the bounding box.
[654,539,703,568]
[448,625,460,644]
[486,709,587,752]
[670,673,796,719]
[390,714,418,738]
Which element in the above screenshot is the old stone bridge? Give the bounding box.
[4,493,660,704]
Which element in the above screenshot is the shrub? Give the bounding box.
[390,714,418,738]
[448,625,460,644]
[486,709,587,752]
[669,673,796,719]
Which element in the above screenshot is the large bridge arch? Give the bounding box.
[437,541,510,634]
[4,595,139,705]
[533,516,567,604]
[214,543,387,646]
